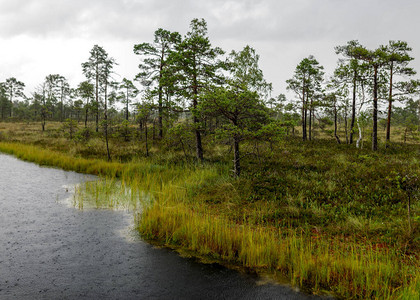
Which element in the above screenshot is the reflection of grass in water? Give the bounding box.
[72,178,147,212]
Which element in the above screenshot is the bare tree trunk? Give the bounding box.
[9,90,13,118]
[233,135,240,177]
[41,91,46,132]
[356,118,363,149]
[304,106,308,141]
[334,102,341,144]
[158,49,165,139]
[193,87,203,162]
[104,82,111,162]
[386,62,394,147]
[152,118,156,141]
[344,105,349,144]
[126,88,129,121]
[158,86,163,139]
[145,120,149,157]
[301,83,307,141]
[312,109,315,140]
[60,87,64,123]
[372,65,378,151]
[84,107,88,128]
[95,63,99,133]
[349,70,357,144]
[356,81,367,149]
[309,99,312,141]
[195,122,203,161]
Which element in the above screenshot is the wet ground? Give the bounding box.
[0,153,326,299]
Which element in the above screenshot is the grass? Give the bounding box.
[0,121,419,299]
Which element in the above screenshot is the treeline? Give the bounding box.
[1,18,420,175]
[287,40,420,150]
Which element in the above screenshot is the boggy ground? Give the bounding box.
[0,121,419,299]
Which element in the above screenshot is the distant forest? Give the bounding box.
[1,18,419,171]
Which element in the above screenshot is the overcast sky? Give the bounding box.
[1,0,419,99]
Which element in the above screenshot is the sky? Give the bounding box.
[0,0,420,100]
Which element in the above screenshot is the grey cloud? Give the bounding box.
[0,0,208,39]
[1,0,419,45]
[208,0,420,44]
[1,0,420,96]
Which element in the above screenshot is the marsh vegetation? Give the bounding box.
[0,120,419,299]
[1,18,420,299]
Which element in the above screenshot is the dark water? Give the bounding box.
[0,153,325,299]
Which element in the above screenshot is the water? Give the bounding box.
[0,154,324,299]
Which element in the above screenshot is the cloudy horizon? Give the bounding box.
[1,0,420,100]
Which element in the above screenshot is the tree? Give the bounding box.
[0,83,9,120]
[136,90,155,157]
[393,98,420,143]
[34,82,48,131]
[335,40,368,144]
[119,78,139,121]
[82,45,109,132]
[44,74,59,119]
[76,81,94,127]
[134,28,181,138]
[267,94,286,119]
[82,45,116,160]
[381,41,416,145]
[100,53,117,162]
[286,56,324,141]
[57,75,70,122]
[170,18,225,162]
[43,74,69,121]
[323,92,342,144]
[199,46,270,177]
[390,172,419,234]
[352,46,388,151]
[3,77,25,118]
[73,99,84,123]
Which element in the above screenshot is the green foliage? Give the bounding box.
[134,28,181,87]
[390,172,419,193]
[166,123,195,158]
[286,55,324,141]
[114,119,132,141]
[0,83,11,119]
[318,117,333,129]
[60,118,78,140]
[74,127,92,143]
[256,120,286,145]
[199,45,270,175]
[119,78,139,121]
